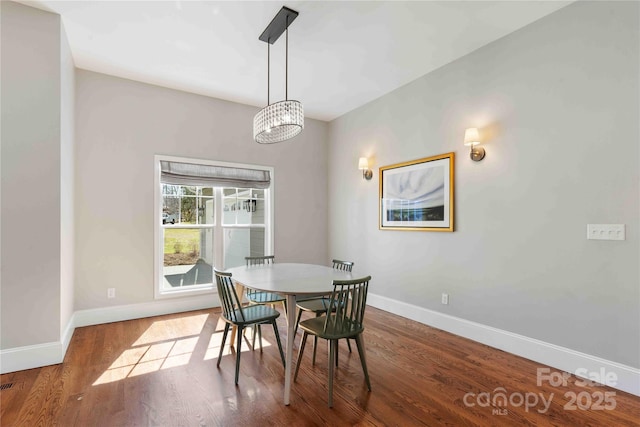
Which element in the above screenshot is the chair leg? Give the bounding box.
[217,323,230,368]
[294,308,303,335]
[251,325,257,350]
[235,326,243,385]
[294,332,309,382]
[311,312,322,365]
[355,333,371,391]
[312,335,318,366]
[271,320,285,367]
[328,339,336,407]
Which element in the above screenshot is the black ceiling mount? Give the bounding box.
[259,6,299,44]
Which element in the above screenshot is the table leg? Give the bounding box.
[284,294,297,405]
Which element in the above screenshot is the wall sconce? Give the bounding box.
[464,127,486,161]
[358,157,373,180]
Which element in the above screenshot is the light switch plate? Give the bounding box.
[587,224,625,241]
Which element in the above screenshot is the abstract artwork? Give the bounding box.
[379,152,454,231]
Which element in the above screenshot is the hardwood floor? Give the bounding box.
[1,307,639,426]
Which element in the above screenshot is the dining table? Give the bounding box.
[224,262,358,405]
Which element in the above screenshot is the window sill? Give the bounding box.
[155,285,216,300]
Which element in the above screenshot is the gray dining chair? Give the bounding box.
[214,269,285,385]
[294,259,354,364]
[294,275,372,407]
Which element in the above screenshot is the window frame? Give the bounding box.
[154,155,274,299]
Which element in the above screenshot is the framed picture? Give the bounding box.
[379,152,454,231]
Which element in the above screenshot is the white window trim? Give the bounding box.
[154,154,274,299]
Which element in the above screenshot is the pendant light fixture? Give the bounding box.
[253,6,304,144]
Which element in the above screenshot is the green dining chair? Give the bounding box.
[294,259,354,364]
[244,256,287,348]
[244,256,287,306]
[214,269,285,385]
[294,276,372,407]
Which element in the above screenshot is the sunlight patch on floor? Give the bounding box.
[203,329,272,360]
[92,313,277,386]
[133,314,208,346]
[93,328,202,385]
[129,359,164,377]
[93,365,135,385]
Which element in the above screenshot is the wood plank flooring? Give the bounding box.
[1,306,639,426]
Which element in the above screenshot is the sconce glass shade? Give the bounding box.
[358,157,372,180]
[254,100,304,144]
[464,127,485,161]
[358,157,369,170]
[463,127,480,146]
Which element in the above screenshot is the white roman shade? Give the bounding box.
[160,161,271,189]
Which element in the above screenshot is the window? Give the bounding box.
[154,156,273,298]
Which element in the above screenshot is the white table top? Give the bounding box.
[225,263,358,295]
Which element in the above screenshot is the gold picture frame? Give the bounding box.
[379,152,454,232]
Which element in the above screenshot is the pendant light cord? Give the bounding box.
[285,24,289,101]
[266,16,290,105]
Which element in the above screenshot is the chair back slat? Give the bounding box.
[324,276,371,334]
[245,255,275,266]
[214,269,245,323]
[332,259,354,272]
[245,256,275,301]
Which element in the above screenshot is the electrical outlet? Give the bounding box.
[107,288,116,299]
[441,293,449,305]
[587,224,625,241]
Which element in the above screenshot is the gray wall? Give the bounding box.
[328,0,639,367]
[74,70,328,310]
[1,1,74,349]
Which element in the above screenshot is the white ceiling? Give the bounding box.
[23,1,572,121]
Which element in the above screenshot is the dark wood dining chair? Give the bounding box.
[294,275,372,407]
[214,269,285,385]
[294,259,354,364]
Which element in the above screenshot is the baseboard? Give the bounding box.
[1,295,219,374]
[367,293,640,397]
[61,313,76,356]
[0,341,63,374]
[73,294,219,328]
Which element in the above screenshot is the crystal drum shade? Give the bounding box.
[253,100,304,144]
